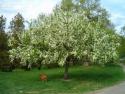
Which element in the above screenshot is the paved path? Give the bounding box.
[88,81,125,94]
[87,64,125,94]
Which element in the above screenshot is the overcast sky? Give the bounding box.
[0,0,125,31]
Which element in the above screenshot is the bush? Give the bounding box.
[1,63,13,72]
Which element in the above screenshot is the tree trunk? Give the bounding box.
[25,61,31,71]
[64,61,69,80]
[38,62,42,70]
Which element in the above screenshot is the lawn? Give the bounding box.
[0,65,125,94]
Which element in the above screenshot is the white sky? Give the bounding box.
[0,0,125,31]
[0,0,61,29]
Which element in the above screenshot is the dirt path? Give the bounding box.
[87,64,125,94]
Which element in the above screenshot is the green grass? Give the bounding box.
[0,65,125,94]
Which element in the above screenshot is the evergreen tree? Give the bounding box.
[9,13,25,48]
[8,13,25,68]
[0,15,9,65]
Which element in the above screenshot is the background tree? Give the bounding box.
[119,25,125,59]
[9,13,25,48]
[8,13,25,68]
[0,15,9,67]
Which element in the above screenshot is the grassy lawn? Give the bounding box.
[0,65,125,94]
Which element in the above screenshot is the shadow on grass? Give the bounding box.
[47,65,125,83]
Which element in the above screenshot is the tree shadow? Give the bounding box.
[48,66,124,82]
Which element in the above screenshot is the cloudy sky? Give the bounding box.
[0,0,125,31]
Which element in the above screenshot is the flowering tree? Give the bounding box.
[9,0,120,79]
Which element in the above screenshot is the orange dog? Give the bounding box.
[40,73,47,81]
